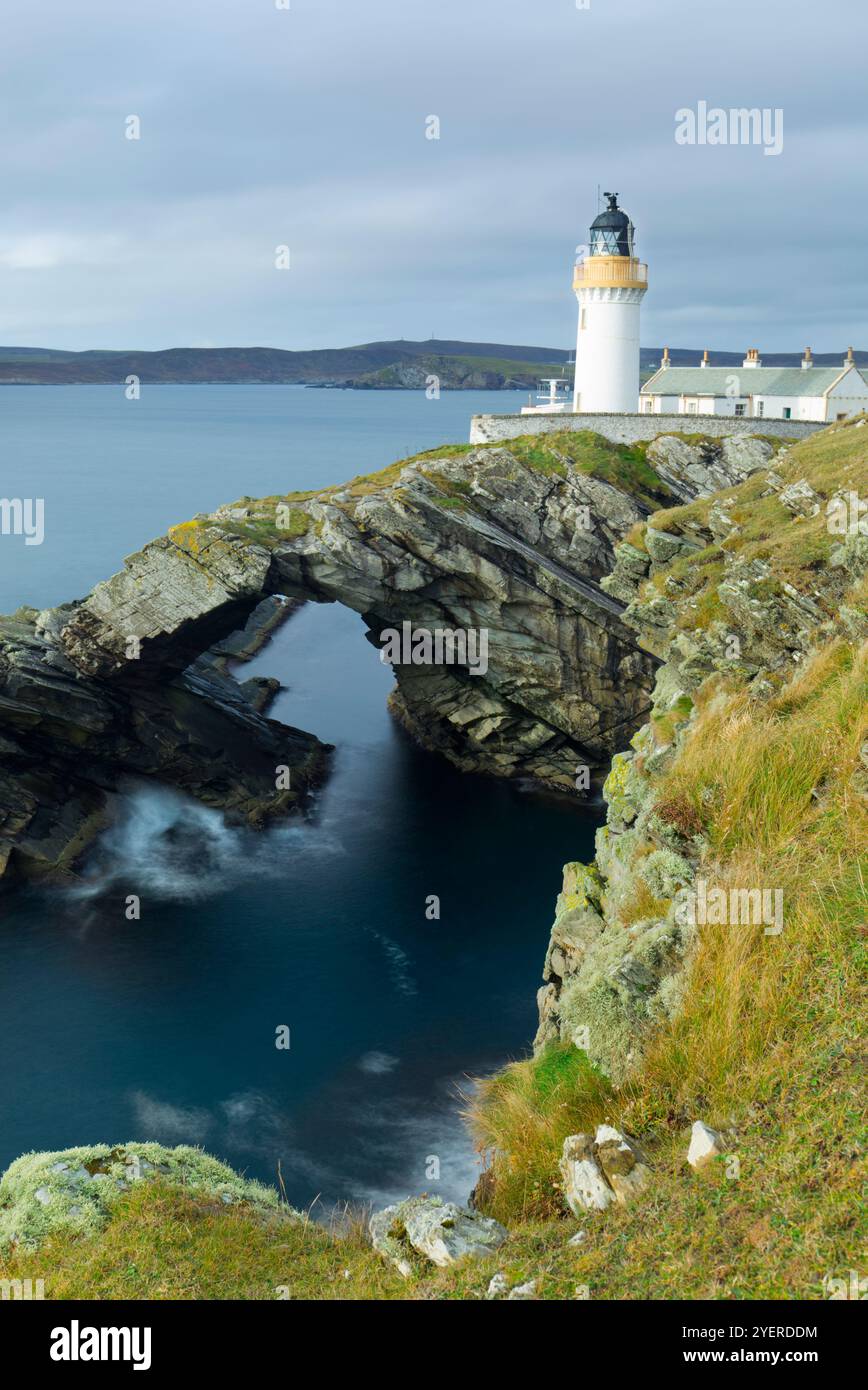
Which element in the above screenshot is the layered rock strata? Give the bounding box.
[0,431,781,884]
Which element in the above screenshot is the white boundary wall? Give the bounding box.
[469,411,825,447]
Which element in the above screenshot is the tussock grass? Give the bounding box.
[618,877,672,927]
[460,636,867,1296]
[639,639,866,1104]
[466,1046,612,1224]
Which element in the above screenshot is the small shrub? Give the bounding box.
[653,795,705,839]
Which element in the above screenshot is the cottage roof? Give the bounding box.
[641,366,862,397]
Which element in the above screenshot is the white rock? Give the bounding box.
[594,1125,652,1205]
[486,1272,509,1299]
[369,1195,507,1277]
[368,1206,415,1278]
[402,1198,507,1269]
[779,479,819,517]
[507,1279,537,1300]
[34,1187,51,1206]
[687,1120,726,1170]
[560,1135,613,1214]
[594,1124,623,1145]
[567,1229,587,1247]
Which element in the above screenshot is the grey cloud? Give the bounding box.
[0,0,864,350]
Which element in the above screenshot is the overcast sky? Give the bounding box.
[0,0,864,353]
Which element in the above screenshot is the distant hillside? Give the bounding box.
[0,340,569,389]
[0,339,863,388]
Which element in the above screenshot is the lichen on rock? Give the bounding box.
[369,1194,507,1276]
[559,1125,651,1216]
[0,1143,288,1253]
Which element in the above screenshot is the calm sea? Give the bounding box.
[0,386,599,1209]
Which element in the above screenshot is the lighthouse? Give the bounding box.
[572,193,647,414]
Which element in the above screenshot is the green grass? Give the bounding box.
[466,1045,613,1225]
[504,430,673,505]
[0,1181,406,1301]
[276,507,311,538]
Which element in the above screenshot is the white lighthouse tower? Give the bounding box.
[572,192,647,414]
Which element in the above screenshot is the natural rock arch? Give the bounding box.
[58,443,661,786]
[2,431,774,883]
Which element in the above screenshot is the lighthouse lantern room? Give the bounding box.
[572,192,647,414]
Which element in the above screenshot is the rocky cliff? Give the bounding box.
[533,419,868,1082]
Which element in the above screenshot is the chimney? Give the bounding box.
[700,350,709,369]
[742,347,761,368]
[844,345,855,367]
[801,347,812,370]
[661,346,670,369]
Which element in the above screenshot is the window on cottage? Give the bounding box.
[782,407,792,419]
[756,401,765,417]
[734,403,746,416]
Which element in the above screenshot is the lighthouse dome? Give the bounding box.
[589,192,634,257]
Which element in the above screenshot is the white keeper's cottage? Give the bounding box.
[640,346,868,423]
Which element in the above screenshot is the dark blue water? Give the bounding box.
[0,387,599,1209]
